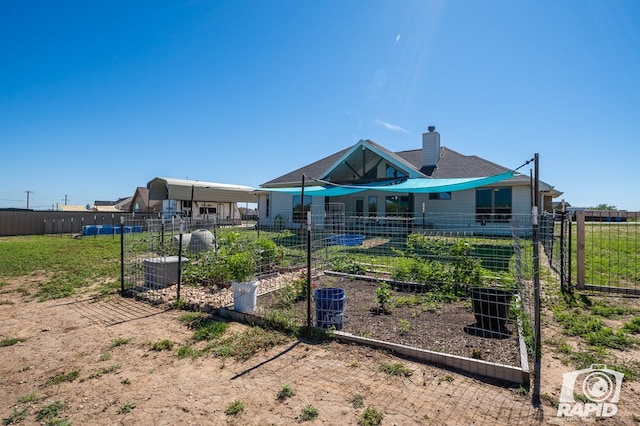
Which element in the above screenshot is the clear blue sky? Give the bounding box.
[1,0,639,211]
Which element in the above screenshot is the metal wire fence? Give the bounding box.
[120,211,549,385]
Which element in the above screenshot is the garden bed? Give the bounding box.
[258,274,522,368]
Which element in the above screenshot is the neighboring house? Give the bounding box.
[147,177,257,221]
[128,187,162,214]
[256,126,562,233]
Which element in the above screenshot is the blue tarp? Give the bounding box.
[261,170,515,195]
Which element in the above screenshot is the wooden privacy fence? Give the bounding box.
[0,211,155,236]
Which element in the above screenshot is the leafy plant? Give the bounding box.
[398,319,410,335]
[277,384,296,401]
[225,400,245,416]
[117,402,137,414]
[226,251,256,282]
[17,393,40,403]
[3,408,29,425]
[358,406,384,426]
[298,404,319,421]
[374,282,393,313]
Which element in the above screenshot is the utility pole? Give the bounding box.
[25,190,33,209]
[64,195,69,205]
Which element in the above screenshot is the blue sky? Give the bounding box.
[1,0,639,211]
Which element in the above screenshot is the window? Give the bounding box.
[292,195,311,223]
[385,195,410,214]
[266,194,270,218]
[476,187,512,222]
[429,192,452,200]
[355,198,364,215]
[368,196,377,215]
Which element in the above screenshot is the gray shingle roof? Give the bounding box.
[261,141,512,186]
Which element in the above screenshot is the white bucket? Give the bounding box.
[232,280,259,312]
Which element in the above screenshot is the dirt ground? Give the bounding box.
[1,276,639,425]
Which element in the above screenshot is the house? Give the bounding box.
[146,177,257,222]
[256,126,561,233]
[127,187,163,214]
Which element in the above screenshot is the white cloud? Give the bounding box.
[374,119,409,133]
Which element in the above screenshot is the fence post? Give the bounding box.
[576,210,586,289]
[177,220,184,302]
[120,216,125,293]
[560,211,566,293]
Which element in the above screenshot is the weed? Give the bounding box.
[225,400,245,416]
[87,363,121,380]
[623,317,640,334]
[470,348,482,359]
[17,393,40,403]
[150,339,174,351]
[583,328,638,350]
[110,337,132,347]
[121,378,131,385]
[212,326,290,361]
[438,375,454,383]
[358,406,384,426]
[349,394,364,409]
[378,362,413,378]
[276,384,296,401]
[540,392,559,409]
[398,319,410,335]
[117,402,136,414]
[177,345,203,359]
[45,370,79,386]
[36,401,65,421]
[0,337,27,347]
[99,352,112,361]
[192,319,228,341]
[2,408,28,425]
[298,404,319,421]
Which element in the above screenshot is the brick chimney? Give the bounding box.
[422,125,440,169]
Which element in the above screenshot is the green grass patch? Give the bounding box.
[212,326,290,361]
[16,393,40,403]
[150,339,174,351]
[623,317,640,334]
[0,235,121,300]
[378,362,413,378]
[86,363,121,380]
[2,408,29,425]
[110,337,132,347]
[44,371,80,387]
[0,337,27,347]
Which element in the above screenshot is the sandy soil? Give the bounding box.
[1,276,639,425]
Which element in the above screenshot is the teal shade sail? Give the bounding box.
[260,170,515,196]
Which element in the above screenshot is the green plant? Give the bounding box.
[36,401,65,421]
[349,394,364,409]
[298,404,319,421]
[0,337,27,347]
[438,374,454,383]
[110,337,132,347]
[398,319,410,334]
[623,317,640,334]
[225,400,245,416]
[192,319,229,341]
[277,384,296,401]
[117,402,137,414]
[374,282,393,313]
[150,339,174,351]
[121,378,131,385]
[358,406,384,426]
[87,363,121,379]
[17,393,40,403]
[2,408,28,425]
[226,251,256,282]
[378,362,413,377]
[45,371,79,386]
[99,352,112,361]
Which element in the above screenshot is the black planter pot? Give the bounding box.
[466,287,514,338]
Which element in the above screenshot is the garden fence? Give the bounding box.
[120,211,549,387]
